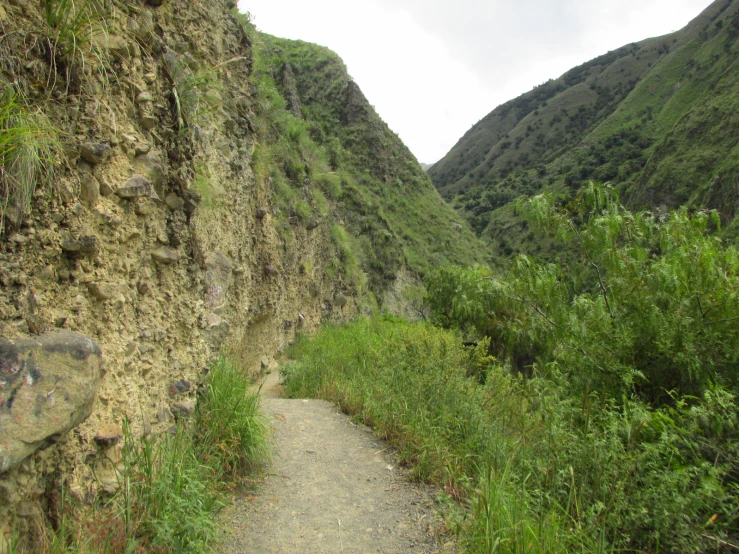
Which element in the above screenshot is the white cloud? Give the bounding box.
[238,0,714,163]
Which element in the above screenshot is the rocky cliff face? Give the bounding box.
[0,0,373,535]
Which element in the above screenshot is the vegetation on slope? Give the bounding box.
[284,186,739,552]
[429,0,739,263]
[243,27,489,293]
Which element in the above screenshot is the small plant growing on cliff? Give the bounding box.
[164,52,221,133]
[0,86,60,235]
[44,0,106,75]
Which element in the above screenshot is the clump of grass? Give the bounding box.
[44,0,106,63]
[164,52,221,132]
[0,86,60,235]
[9,357,267,553]
[311,188,330,216]
[195,357,270,480]
[293,199,312,222]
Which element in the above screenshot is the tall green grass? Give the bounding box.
[0,86,60,234]
[283,317,738,553]
[9,357,268,554]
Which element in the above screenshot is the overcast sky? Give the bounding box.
[237,0,714,163]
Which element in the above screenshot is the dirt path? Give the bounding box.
[218,372,444,553]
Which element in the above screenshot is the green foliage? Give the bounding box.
[310,188,330,216]
[195,357,269,480]
[429,183,739,403]
[10,357,268,553]
[283,315,739,553]
[431,6,739,255]
[293,199,312,221]
[120,422,224,552]
[251,32,489,295]
[0,86,60,234]
[165,53,221,133]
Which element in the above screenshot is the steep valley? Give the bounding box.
[430,0,739,264]
[0,0,484,546]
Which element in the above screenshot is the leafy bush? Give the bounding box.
[283,317,739,553]
[429,183,739,403]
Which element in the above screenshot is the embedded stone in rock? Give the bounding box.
[181,190,201,215]
[94,34,138,61]
[61,235,100,257]
[256,208,267,220]
[204,252,232,309]
[168,380,191,396]
[87,282,115,301]
[171,400,196,419]
[80,143,111,165]
[135,201,157,216]
[134,143,151,156]
[335,293,348,308]
[157,406,174,423]
[306,220,320,230]
[94,424,123,447]
[137,280,152,295]
[116,175,153,199]
[0,331,103,473]
[151,247,179,264]
[204,313,230,352]
[164,193,185,211]
[139,114,157,130]
[98,177,114,197]
[264,264,278,276]
[80,173,100,206]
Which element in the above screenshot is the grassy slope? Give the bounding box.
[257,35,489,286]
[428,0,739,264]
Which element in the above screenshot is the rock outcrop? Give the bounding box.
[0,332,103,473]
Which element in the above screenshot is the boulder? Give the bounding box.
[0,331,103,473]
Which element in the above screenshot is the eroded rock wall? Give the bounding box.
[0,0,358,532]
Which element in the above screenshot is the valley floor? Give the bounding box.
[218,372,444,553]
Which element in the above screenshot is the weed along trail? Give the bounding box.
[219,371,442,553]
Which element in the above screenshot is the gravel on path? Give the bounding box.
[218,372,445,553]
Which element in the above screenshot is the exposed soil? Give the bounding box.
[219,372,446,553]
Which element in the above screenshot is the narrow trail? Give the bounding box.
[219,371,444,553]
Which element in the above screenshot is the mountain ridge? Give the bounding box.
[429,0,739,261]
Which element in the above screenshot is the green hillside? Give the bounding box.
[429,0,739,261]
[247,30,488,294]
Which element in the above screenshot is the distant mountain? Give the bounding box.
[258,35,488,290]
[420,163,434,171]
[429,0,739,263]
